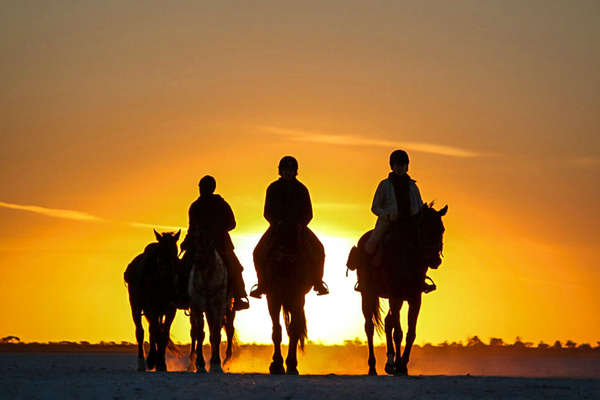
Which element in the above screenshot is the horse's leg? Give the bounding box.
[130,302,145,371]
[156,308,176,372]
[155,314,167,372]
[267,294,285,375]
[145,312,159,370]
[285,296,305,375]
[390,298,404,375]
[384,299,402,375]
[189,314,197,371]
[192,309,207,373]
[399,294,422,375]
[207,304,225,373]
[362,294,377,376]
[223,307,235,364]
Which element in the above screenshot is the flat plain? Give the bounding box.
[1,353,598,400]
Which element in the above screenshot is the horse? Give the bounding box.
[354,203,447,376]
[187,230,236,373]
[124,229,181,372]
[255,228,317,375]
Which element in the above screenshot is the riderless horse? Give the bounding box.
[124,230,181,371]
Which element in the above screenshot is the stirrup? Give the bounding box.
[233,297,250,311]
[314,281,329,296]
[354,281,362,293]
[249,284,264,299]
[423,276,437,294]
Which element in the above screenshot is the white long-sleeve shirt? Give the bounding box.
[371,176,423,219]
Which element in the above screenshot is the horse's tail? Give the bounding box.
[282,303,307,351]
[365,295,384,334]
[373,297,383,333]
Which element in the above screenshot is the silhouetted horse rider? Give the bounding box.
[181,175,250,311]
[250,156,329,298]
[358,149,435,293]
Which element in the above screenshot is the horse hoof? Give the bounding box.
[384,362,396,375]
[368,368,378,376]
[137,359,146,372]
[286,367,299,376]
[395,364,408,376]
[156,364,167,372]
[269,362,285,375]
[196,365,207,374]
[210,363,223,374]
[146,357,156,371]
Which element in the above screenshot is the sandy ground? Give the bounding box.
[1,353,598,400]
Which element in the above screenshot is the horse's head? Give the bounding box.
[417,203,447,269]
[153,229,181,271]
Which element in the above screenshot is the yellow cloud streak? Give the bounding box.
[0,201,184,231]
[0,201,103,222]
[261,126,483,158]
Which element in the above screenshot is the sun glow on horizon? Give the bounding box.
[168,232,365,346]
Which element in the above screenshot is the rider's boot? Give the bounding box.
[231,274,250,311]
[233,297,250,311]
[313,280,329,296]
[249,283,266,299]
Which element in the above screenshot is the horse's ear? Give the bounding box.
[154,229,162,241]
[438,205,448,216]
[174,230,181,241]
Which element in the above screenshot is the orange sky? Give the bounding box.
[1,1,599,346]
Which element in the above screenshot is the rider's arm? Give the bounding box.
[410,182,424,216]
[223,200,236,232]
[187,202,198,232]
[300,186,313,226]
[371,181,388,217]
[264,183,276,224]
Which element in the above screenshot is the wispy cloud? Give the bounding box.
[0,201,185,231]
[0,201,103,222]
[260,126,484,158]
[571,157,600,168]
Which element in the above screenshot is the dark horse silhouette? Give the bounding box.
[124,229,181,371]
[255,231,314,375]
[187,230,236,373]
[354,203,447,376]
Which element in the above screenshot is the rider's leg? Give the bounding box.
[306,229,329,295]
[175,253,192,308]
[250,231,270,298]
[249,245,265,298]
[222,250,249,311]
[365,217,389,254]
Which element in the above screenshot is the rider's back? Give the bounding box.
[188,194,235,251]
[264,178,312,227]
